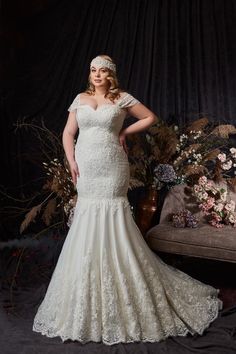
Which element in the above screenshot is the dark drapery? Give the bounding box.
[1,0,236,189]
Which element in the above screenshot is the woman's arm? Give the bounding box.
[124,103,158,134]
[62,111,79,185]
[119,103,158,153]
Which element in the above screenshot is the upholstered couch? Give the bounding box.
[146,183,236,263]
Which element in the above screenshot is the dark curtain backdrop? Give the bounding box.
[1,0,236,190]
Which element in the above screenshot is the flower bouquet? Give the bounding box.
[193,176,236,228]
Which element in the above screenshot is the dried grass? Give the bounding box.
[211,124,236,138]
[42,198,57,226]
[155,126,179,163]
[186,118,209,133]
[20,204,42,234]
[182,164,207,177]
[202,149,221,162]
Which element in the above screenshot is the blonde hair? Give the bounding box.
[85,54,123,102]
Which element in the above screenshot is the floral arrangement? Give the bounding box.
[172,209,198,228]
[128,117,236,191]
[193,176,236,228]
[2,119,78,235]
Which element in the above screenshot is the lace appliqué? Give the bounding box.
[33,241,222,345]
[118,93,140,108]
[74,197,131,216]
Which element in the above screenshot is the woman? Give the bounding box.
[32,54,222,345]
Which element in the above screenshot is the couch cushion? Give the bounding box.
[146,223,236,263]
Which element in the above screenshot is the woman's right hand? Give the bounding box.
[69,160,80,186]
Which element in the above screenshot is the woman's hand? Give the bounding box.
[69,160,80,186]
[119,130,128,154]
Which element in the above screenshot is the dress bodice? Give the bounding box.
[68,92,140,137]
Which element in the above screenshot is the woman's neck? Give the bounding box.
[94,87,108,96]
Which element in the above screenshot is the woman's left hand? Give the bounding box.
[119,130,128,154]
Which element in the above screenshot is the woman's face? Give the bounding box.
[90,66,110,88]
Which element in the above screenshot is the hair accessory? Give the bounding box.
[90,56,116,73]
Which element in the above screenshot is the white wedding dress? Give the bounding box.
[32,92,222,345]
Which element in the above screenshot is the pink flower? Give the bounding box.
[193,185,202,193]
[206,197,215,209]
[209,219,223,228]
[211,211,222,222]
[199,203,210,214]
[217,153,227,162]
[205,181,213,191]
[198,176,207,186]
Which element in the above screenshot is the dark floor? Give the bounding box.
[1,232,236,354]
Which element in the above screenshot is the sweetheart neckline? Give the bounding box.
[78,103,120,112]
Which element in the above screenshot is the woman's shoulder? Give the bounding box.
[117,91,140,108]
[118,91,129,97]
[79,91,91,97]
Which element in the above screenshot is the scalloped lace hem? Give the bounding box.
[33,298,222,346]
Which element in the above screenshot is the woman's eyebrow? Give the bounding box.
[91,66,106,70]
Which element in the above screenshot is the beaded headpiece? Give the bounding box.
[90,56,116,73]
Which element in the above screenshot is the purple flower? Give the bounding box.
[154,164,177,183]
[172,209,198,228]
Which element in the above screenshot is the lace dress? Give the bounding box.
[32,92,222,345]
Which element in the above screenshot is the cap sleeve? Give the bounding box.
[118,92,140,109]
[68,93,80,112]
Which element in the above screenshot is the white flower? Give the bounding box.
[176,144,180,152]
[205,181,213,190]
[225,200,236,212]
[179,134,188,143]
[222,160,233,170]
[229,213,236,224]
[201,192,209,200]
[230,147,236,157]
[220,191,227,202]
[214,203,224,212]
[217,153,227,162]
